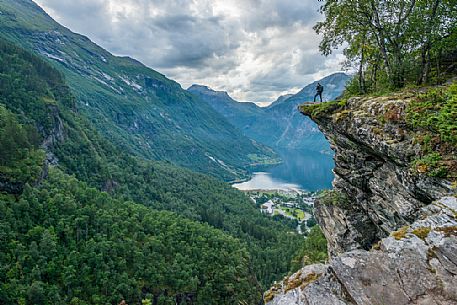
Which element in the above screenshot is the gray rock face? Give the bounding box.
[41,104,65,166]
[266,197,457,305]
[305,95,451,256]
[266,94,457,304]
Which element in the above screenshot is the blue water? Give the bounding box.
[234,149,334,192]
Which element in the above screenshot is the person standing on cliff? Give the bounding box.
[314,82,324,102]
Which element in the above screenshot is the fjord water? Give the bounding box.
[234,149,335,192]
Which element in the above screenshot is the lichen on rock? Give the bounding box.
[267,197,457,305]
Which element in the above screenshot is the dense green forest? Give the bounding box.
[0,106,44,189]
[0,35,310,304]
[0,168,260,305]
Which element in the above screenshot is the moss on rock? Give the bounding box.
[299,100,347,118]
[391,226,410,240]
[412,227,431,240]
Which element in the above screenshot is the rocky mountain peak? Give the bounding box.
[188,84,232,100]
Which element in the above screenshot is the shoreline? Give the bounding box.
[233,187,305,194]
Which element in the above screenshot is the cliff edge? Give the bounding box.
[265,85,457,305]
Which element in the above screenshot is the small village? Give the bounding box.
[245,189,318,235]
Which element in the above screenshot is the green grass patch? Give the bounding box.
[295,209,305,221]
[299,100,347,118]
[318,190,349,207]
[280,207,306,221]
[247,153,281,166]
[412,227,431,240]
[391,226,410,240]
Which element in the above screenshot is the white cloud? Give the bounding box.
[35,0,344,103]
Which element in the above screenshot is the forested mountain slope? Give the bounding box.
[0,0,277,181]
[0,167,261,305]
[188,73,350,152]
[187,85,264,133]
[0,31,304,305]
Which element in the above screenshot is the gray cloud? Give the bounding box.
[35,0,344,103]
[236,0,321,31]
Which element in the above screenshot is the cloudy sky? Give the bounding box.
[34,0,345,104]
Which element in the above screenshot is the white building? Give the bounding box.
[260,200,274,214]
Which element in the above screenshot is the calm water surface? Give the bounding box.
[233,149,334,192]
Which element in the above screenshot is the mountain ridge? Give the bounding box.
[0,0,278,181]
[0,26,304,304]
[188,72,351,152]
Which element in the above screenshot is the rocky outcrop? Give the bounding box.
[41,104,65,165]
[265,91,457,304]
[302,94,452,256]
[266,197,457,305]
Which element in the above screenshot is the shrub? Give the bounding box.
[407,84,457,146]
[318,190,349,207]
[412,152,448,178]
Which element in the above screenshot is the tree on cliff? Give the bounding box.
[314,0,457,92]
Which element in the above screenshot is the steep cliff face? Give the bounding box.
[265,88,457,305]
[305,94,452,256]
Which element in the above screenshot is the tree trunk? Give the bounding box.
[418,0,441,85]
[418,43,432,85]
[393,48,405,88]
[436,47,442,83]
[358,51,366,94]
[370,1,392,79]
[371,54,380,91]
[418,45,428,85]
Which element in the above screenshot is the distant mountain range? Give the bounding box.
[188,73,350,152]
[0,0,278,181]
[0,0,350,181]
